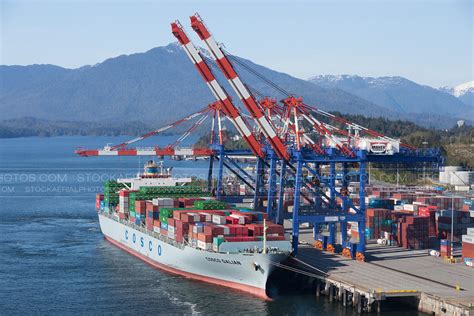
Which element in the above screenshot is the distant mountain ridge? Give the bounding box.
[439,80,474,107]
[1,44,391,124]
[0,44,470,129]
[308,75,473,121]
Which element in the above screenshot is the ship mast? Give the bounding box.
[263,219,268,254]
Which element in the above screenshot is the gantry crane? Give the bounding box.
[76,13,443,260]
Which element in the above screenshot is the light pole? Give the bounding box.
[422,141,428,184]
[451,188,454,261]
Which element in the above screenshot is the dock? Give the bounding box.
[285,227,474,315]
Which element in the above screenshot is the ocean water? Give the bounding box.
[0,136,418,315]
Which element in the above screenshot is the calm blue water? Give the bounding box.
[0,136,416,315]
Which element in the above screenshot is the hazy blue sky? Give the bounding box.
[1,0,472,87]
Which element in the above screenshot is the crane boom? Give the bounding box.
[189,13,290,161]
[109,107,208,150]
[171,21,264,158]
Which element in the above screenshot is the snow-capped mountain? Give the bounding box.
[439,81,474,107]
[308,75,473,120]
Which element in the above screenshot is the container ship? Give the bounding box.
[96,161,292,299]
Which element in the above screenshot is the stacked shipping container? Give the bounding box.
[104,190,286,253]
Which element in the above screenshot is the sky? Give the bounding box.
[1,0,472,87]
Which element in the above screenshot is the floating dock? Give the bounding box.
[286,227,474,315]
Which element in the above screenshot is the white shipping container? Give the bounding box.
[455,185,470,192]
[467,228,474,236]
[153,198,174,206]
[462,234,474,244]
[197,240,212,250]
[439,171,449,184]
[212,215,226,225]
[167,230,175,240]
[168,225,175,233]
[394,205,404,211]
[153,226,160,234]
[403,204,416,212]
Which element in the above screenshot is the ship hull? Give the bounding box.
[99,214,289,299]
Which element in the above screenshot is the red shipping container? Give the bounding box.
[175,233,184,243]
[180,213,198,223]
[226,216,240,225]
[225,236,259,242]
[197,233,213,243]
[203,223,224,236]
[173,210,190,221]
[226,224,249,236]
[119,190,130,197]
[167,218,176,227]
[135,201,146,215]
[267,235,286,241]
[462,242,474,259]
[96,194,104,210]
[153,219,160,227]
[145,201,153,211]
[229,211,253,223]
[267,223,285,235]
[248,224,264,236]
[175,220,189,233]
[174,226,185,243]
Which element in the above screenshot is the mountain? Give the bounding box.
[0,44,390,125]
[0,117,156,138]
[439,81,474,107]
[308,75,473,122]
[0,44,467,129]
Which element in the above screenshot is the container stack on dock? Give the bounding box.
[398,216,430,249]
[343,186,474,252]
[365,208,391,239]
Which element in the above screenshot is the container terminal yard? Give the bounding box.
[75,13,474,315]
